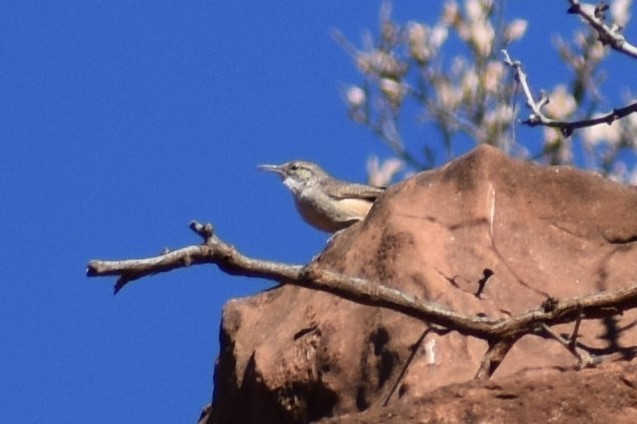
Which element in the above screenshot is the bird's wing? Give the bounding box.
[328,183,385,201]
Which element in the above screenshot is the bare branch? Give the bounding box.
[87,221,303,294]
[540,323,600,369]
[502,49,637,138]
[566,0,637,59]
[474,339,517,380]
[569,304,584,350]
[87,220,637,376]
[88,222,492,336]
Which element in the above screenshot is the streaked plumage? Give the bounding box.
[259,161,384,233]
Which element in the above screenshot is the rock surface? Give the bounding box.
[317,360,637,424]
[205,146,637,424]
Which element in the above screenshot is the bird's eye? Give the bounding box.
[289,163,299,171]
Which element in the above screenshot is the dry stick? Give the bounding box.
[501,49,637,138]
[87,220,637,377]
[569,304,584,350]
[566,0,637,59]
[88,221,495,337]
[540,323,600,369]
[89,222,304,294]
[474,338,517,380]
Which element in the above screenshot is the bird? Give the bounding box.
[258,160,385,233]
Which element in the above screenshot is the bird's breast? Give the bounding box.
[294,194,373,233]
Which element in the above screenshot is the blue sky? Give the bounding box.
[1,1,635,423]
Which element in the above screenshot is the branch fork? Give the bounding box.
[87,220,637,378]
[502,49,637,138]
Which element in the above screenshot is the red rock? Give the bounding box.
[205,146,637,423]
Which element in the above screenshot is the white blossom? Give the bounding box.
[408,22,448,64]
[407,22,428,47]
[484,104,514,126]
[356,50,404,78]
[611,0,632,28]
[408,22,432,63]
[470,20,495,56]
[460,68,479,101]
[581,115,622,146]
[465,0,485,23]
[456,0,495,56]
[587,40,607,62]
[544,85,577,120]
[442,0,460,26]
[346,86,366,108]
[437,80,462,110]
[367,156,404,187]
[430,24,449,50]
[504,19,528,43]
[543,127,561,147]
[484,61,504,93]
[380,78,406,105]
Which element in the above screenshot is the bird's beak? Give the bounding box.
[258,164,285,176]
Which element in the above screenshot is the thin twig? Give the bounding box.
[566,0,637,59]
[502,49,637,138]
[474,338,517,380]
[540,323,600,369]
[569,304,584,350]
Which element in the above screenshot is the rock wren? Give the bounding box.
[259,160,385,233]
